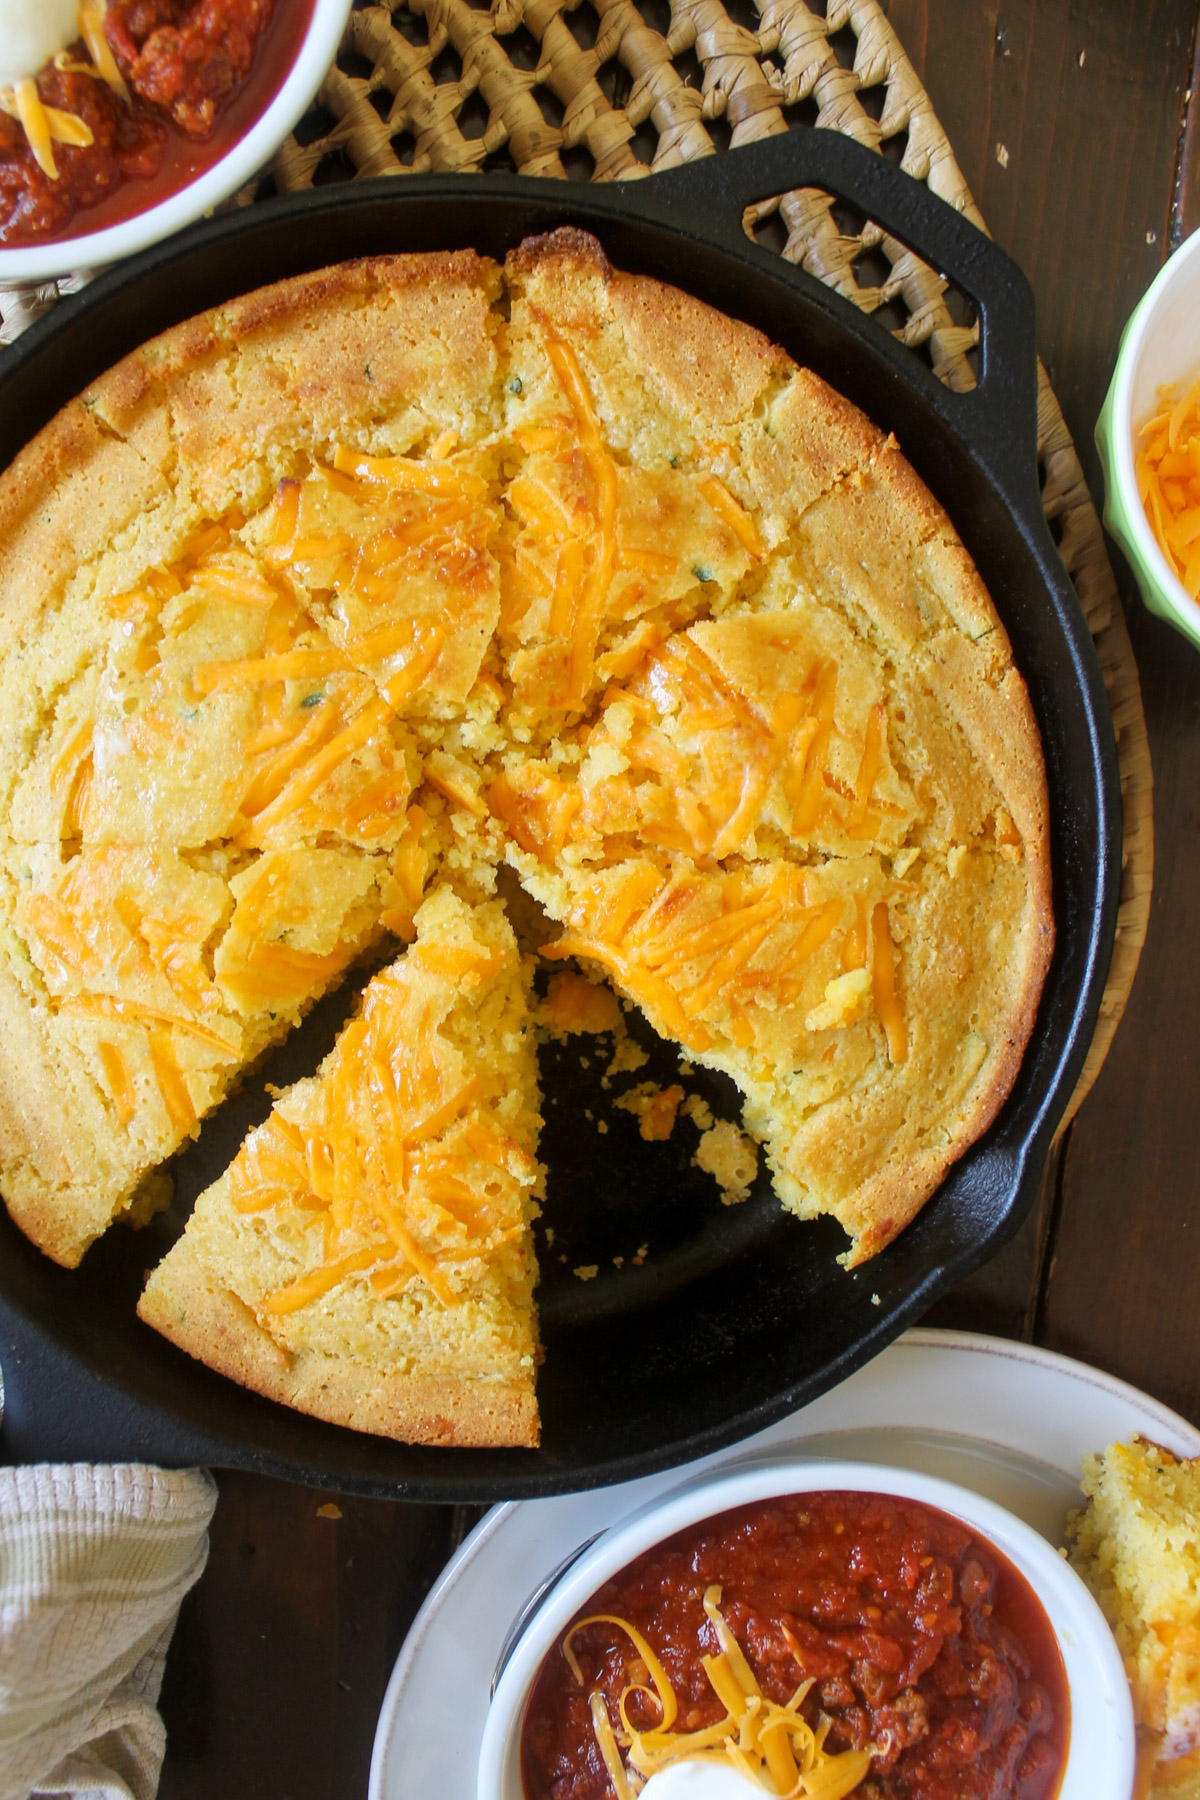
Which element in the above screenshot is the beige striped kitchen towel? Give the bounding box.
[0,1466,216,1800]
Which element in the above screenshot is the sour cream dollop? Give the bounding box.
[639,1763,763,1800]
[0,0,83,89]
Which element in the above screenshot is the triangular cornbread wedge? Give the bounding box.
[138,888,543,1447]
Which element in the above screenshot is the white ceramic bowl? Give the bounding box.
[1096,224,1200,649]
[0,0,352,284]
[479,1456,1135,1800]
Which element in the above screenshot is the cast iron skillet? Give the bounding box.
[0,131,1119,1498]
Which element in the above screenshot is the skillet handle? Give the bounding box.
[616,133,1038,511]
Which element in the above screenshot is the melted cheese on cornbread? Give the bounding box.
[138,889,544,1447]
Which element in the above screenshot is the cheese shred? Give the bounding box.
[561,1587,871,1798]
[4,3,128,179]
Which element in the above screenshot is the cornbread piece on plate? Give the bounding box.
[1068,1438,1200,1800]
[0,232,1051,1345]
[138,889,544,1448]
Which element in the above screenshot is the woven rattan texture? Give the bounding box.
[0,0,1151,1125]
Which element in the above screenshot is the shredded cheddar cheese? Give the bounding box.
[221,929,529,1318]
[561,1587,871,1799]
[543,337,619,705]
[148,1025,196,1131]
[1137,372,1200,599]
[59,994,240,1056]
[699,475,765,560]
[870,902,907,1065]
[78,0,127,98]
[96,1039,136,1125]
[331,445,487,502]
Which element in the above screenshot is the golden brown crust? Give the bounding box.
[139,1237,539,1448]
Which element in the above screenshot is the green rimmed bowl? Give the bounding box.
[1097,226,1200,647]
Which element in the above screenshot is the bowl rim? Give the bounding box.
[478,1455,1136,1800]
[1100,224,1200,640]
[0,0,353,284]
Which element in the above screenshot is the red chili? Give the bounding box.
[520,1492,1069,1800]
[0,0,312,247]
[104,0,276,138]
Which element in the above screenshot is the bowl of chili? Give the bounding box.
[0,0,352,281]
[480,1459,1134,1800]
[1097,223,1200,648]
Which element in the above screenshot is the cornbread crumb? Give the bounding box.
[693,1119,758,1205]
[574,1264,599,1281]
[606,1029,650,1077]
[615,1081,685,1142]
[682,1095,714,1132]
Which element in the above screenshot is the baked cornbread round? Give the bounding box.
[0,230,1052,1443]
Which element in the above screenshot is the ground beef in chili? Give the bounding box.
[521,1492,1069,1800]
[104,0,275,137]
[0,0,283,245]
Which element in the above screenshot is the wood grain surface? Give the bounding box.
[138,1,1199,1791]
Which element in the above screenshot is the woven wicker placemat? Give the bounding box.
[0,0,1151,1127]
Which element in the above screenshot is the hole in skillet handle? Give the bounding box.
[610,131,1040,524]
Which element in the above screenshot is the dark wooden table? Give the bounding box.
[140,3,1200,1793]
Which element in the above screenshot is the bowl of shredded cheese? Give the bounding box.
[1097,225,1200,646]
[0,0,352,281]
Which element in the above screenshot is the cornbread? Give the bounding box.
[0,230,1052,1441]
[1068,1438,1200,1798]
[139,889,543,1446]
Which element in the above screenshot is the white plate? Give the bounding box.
[369,1327,1200,1800]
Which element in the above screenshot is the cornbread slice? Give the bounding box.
[1068,1438,1200,1797]
[138,888,543,1447]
